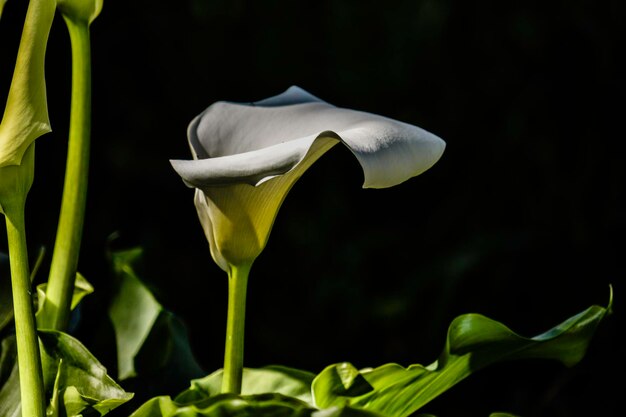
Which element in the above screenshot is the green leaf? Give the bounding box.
[39,329,133,416]
[108,246,204,385]
[130,393,313,417]
[2,329,132,416]
[0,336,20,417]
[175,366,316,405]
[108,247,160,380]
[130,392,383,417]
[36,272,94,317]
[312,299,612,417]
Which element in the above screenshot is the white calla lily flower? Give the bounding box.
[171,86,445,272]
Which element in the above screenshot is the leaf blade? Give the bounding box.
[313,300,611,417]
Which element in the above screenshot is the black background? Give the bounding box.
[1,1,623,416]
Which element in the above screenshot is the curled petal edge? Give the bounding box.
[170,128,444,191]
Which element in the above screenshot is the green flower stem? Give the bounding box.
[222,262,252,394]
[41,20,91,331]
[5,206,46,417]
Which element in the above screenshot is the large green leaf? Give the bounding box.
[108,246,204,385]
[0,330,132,417]
[312,299,611,417]
[130,365,383,417]
[175,366,316,405]
[2,251,103,416]
[39,329,133,416]
[108,247,160,380]
[130,392,383,417]
[130,393,313,417]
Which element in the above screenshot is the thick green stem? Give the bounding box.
[222,262,252,394]
[5,208,46,417]
[41,20,91,331]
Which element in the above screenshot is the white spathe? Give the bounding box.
[171,86,445,272]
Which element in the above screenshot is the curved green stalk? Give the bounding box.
[222,262,252,394]
[5,198,46,417]
[40,19,91,331]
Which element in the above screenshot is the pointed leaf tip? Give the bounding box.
[312,301,610,417]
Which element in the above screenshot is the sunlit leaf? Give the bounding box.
[175,366,316,405]
[39,329,133,416]
[313,299,611,417]
[36,272,94,317]
[2,330,130,417]
[131,393,311,417]
[130,392,382,417]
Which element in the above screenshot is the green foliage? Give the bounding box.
[130,393,314,417]
[130,393,383,417]
[108,247,161,380]
[312,300,611,417]
[2,248,90,333]
[175,366,316,405]
[36,272,94,320]
[0,331,133,417]
[108,246,204,386]
[1,263,132,416]
[126,294,610,417]
[0,1,616,415]
[39,330,133,416]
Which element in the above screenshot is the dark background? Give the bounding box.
[1,1,623,416]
